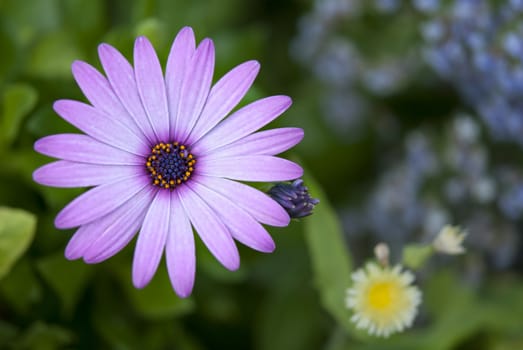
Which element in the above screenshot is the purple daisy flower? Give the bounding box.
[33,27,304,297]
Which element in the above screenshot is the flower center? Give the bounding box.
[145,142,196,190]
[367,281,397,310]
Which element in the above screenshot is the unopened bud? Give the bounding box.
[374,242,390,267]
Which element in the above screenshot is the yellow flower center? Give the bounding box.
[367,281,397,310]
[145,142,196,190]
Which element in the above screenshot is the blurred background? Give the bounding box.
[1,0,523,349]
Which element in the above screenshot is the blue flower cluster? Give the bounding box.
[342,114,521,272]
[421,0,523,146]
[290,0,420,138]
[292,0,523,275]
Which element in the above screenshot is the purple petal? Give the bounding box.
[197,155,303,182]
[175,39,215,143]
[187,60,260,144]
[209,127,304,158]
[71,60,144,138]
[65,186,154,261]
[98,43,156,144]
[166,192,195,298]
[33,160,141,187]
[134,36,170,142]
[191,95,292,155]
[55,175,149,229]
[165,27,196,140]
[192,175,290,226]
[65,224,97,260]
[65,225,97,260]
[178,186,240,270]
[132,190,170,288]
[189,182,275,252]
[34,134,143,165]
[83,187,155,263]
[53,100,149,155]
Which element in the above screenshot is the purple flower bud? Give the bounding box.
[268,179,319,218]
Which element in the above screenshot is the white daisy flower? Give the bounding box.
[346,262,422,337]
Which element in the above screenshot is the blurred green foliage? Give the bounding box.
[0,0,522,349]
[0,208,36,279]
[303,170,354,335]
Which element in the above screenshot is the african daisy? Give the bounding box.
[346,262,422,337]
[33,26,304,297]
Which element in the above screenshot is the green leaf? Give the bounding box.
[36,252,93,316]
[0,84,38,147]
[26,31,82,79]
[401,244,433,270]
[0,207,36,280]
[303,173,354,333]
